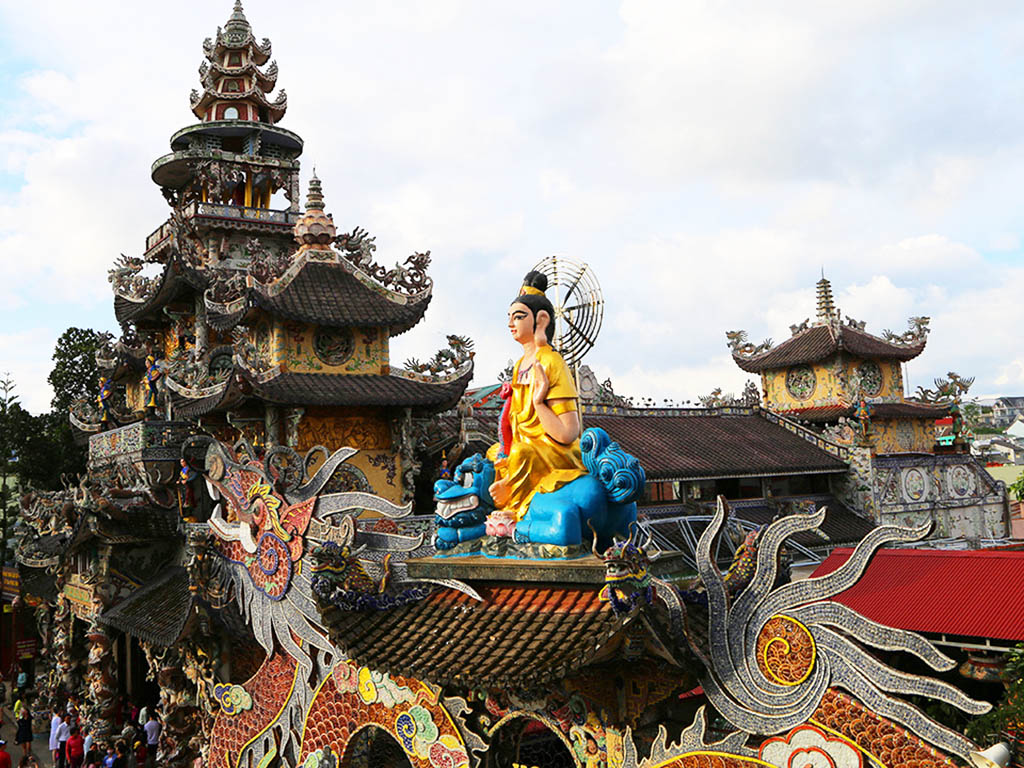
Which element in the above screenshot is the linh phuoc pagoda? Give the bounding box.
[11,5,1009,768]
[729,276,1007,540]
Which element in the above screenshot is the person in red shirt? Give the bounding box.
[0,738,13,768]
[66,727,85,768]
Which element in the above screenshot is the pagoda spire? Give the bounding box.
[816,275,836,323]
[228,0,248,26]
[294,174,336,249]
[305,170,325,211]
[190,0,287,124]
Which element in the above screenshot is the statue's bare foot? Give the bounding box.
[489,478,511,508]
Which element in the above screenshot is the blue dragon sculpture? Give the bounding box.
[433,427,645,556]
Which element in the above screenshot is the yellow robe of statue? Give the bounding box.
[497,344,586,521]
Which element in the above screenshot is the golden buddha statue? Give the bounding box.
[487,271,586,530]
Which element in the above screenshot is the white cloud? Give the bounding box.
[1,0,1024,415]
[0,328,59,414]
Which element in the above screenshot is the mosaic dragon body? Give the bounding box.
[191,431,990,768]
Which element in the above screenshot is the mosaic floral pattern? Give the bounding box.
[760,724,863,768]
[314,326,355,366]
[785,365,816,401]
[856,360,883,397]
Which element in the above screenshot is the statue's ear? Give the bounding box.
[534,309,551,344]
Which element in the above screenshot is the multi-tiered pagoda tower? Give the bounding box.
[74,1,471,503]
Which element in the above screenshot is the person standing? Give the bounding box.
[142,714,160,768]
[65,727,84,768]
[49,709,62,765]
[0,738,12,768]
[14,703,32,759]
[55,713,70,768]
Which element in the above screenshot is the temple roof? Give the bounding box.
[99,567,195,647]
[250,261,431,334]
[450,406,848,481]
[730,277,930,373]
[250,366,473,410]
[733,323,927,373]
[814,548,1024,643]
[113,261,207,325]
[584,410,848,480]
[167,361,472,416]
[319,582,686,688]
[784,400,950,424]
[67,507,181,552]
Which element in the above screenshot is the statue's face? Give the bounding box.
[508,301,534,344]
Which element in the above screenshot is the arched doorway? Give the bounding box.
[486,717,577,768]
[341,725,413,768]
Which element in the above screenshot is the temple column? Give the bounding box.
[288,171,300,212]
[194,295,208,359]
[264,405,281,447]
[285,407,304,448]
[142,643,201,768]
[51,593,78,702]
[84,546,118,740]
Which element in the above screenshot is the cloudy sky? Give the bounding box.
[1,0,1023,414]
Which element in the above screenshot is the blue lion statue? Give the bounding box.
[433,427,645,555]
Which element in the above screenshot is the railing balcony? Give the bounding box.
[143,202,299,257]
[186,200,299,225]
[145,220,174,255]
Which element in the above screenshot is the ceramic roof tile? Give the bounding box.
[99,567,194,646]
[251,262,430,335]
[734,324,926,373]
[321,582,631,687]
[251,368,471,410]
[583,411,848,480]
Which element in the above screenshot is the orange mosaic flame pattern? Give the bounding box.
[207,650,298,768]
[756,614,815,686]
[813,689,959,768]
[299,662,468,767]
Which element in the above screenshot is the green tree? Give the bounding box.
[0,374,26,564]
[1009,470,1024,502]
[48,327,106,414]
[966,642,1024,745]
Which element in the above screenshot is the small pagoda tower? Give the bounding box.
[75,1,473,505]
[728,277,946,454]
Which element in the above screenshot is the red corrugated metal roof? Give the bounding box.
[812,547,1024,642]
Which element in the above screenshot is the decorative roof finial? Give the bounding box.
[816,274,836,322]
[306,172,325,211]
[294,174,335,247]
[228,0,248,26]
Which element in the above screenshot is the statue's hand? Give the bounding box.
[531,362,549,405]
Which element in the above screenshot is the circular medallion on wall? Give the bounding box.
[314,326,355,366]
[785,365,817,401]
[948,465,972,497]
[857,360,883,397]
[209,352,233,379]
[903,468,926,501]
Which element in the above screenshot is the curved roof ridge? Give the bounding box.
[390,358,474,385]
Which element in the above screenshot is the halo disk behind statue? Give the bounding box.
[531,256,604,369]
